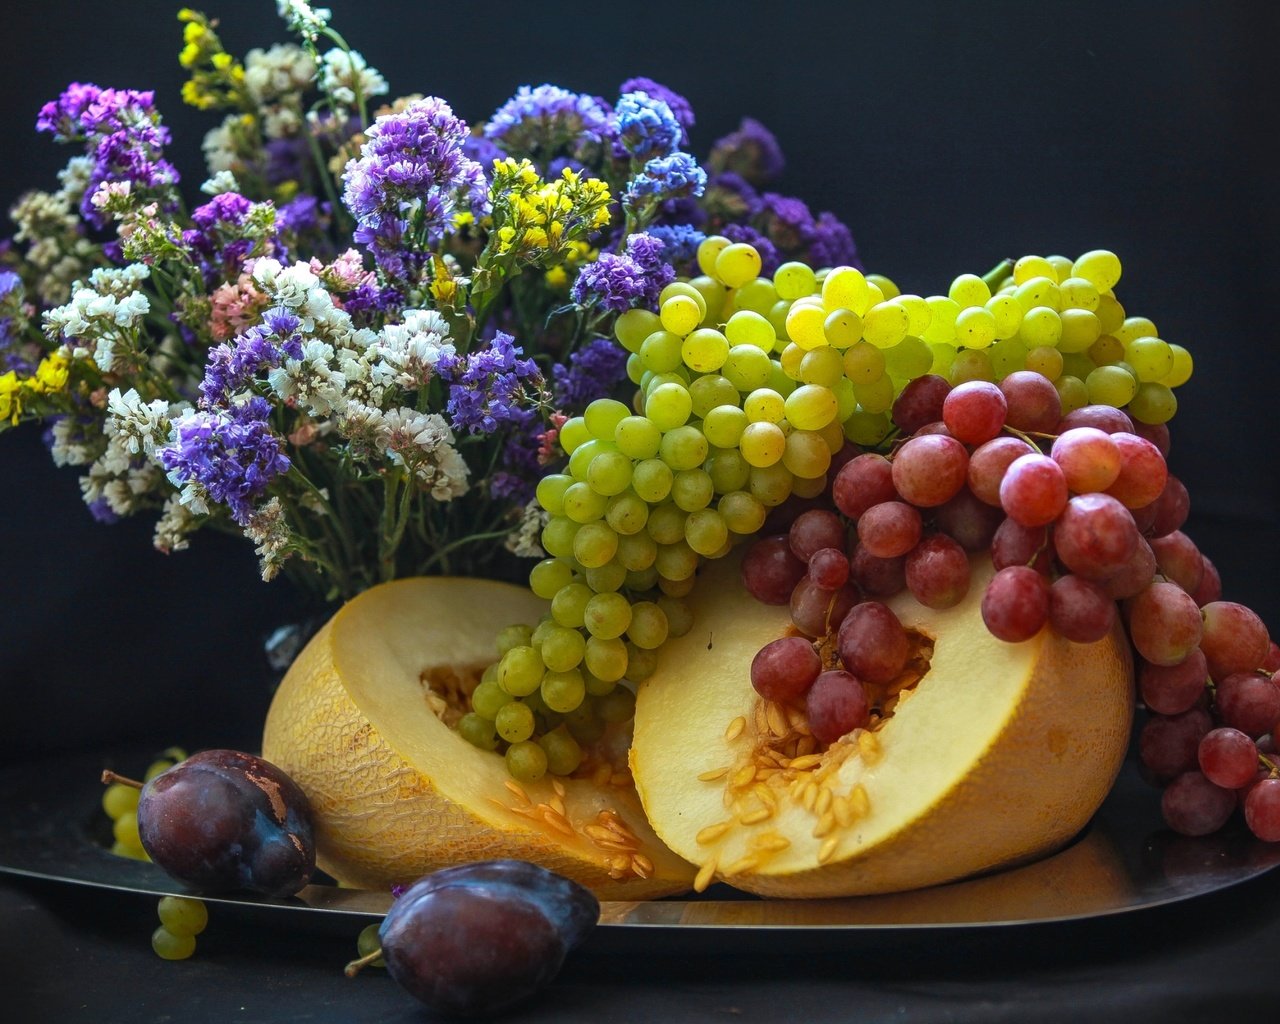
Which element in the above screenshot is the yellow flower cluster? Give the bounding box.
[0,353,70,425]
[489,159,612,264]
[177,9,246,112]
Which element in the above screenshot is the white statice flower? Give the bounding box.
[277,0,331,41]
[200,170,240,196]
[337,349,392,408]
[49,418,95,468]
[505,499,548,559]
[351,406,470,501]
[80,433,164,517]
[9,189,78,245]
[87,264,150,298]
[244,43,315,108]
[374,308,456,389]
[252,257,321,310]
[55,156,95,204]
[154,493,198,554]
[267,338,347,416]
[262,107,304,141]
[202,115,240,175]
[242,496,292,581]
[105,387,183,459]
[320,48,388,107]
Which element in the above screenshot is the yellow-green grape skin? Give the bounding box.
[852,375,894,414]
[1057,276,1101,311]
[1013,255,1057,285]
[657,572,697,598]
[766,299,794,339]
[866,273,900,300]
[1088,334,1124,366]
[792,473,828,499]
[1062,352,1097,381]
[782,430,832,478]
[499,645,546,696]
[681,328,730,373]
[822,265,869,314]
[774,260,818,300]
[739,421,787,467]
[540,515,581,560]
[572,521,619,569]
[563,481,608,522]
[843,407,892,446]
[616,531,658,571]
[1057,309,1101,353]
[723,345,774,392]
[725,309,776,350]
[703,405,748,448]
[784,384,838,430]
[102,782,140,820]
[688,275,727,322]
[954,306,996,349]
[597,687,638,725]
[798,346,844,388]
[1071,249,1122,291]
[861,300,910,349]
[948,273,992,308]
[626,353,645,385]
[949,348,995,385]
[541,669,587,714]
[626,601,671,649]
[660,281,708,320]
[632,458,674,503]
[551,581,594,629]
[697,234,732,276]
[604,492,648,536]
[985,294,1023,340]
[660,294,703,337]
[684,508,729,556]
[928,342,957,377]
[655,595,694,638]
[1086,364,1138,407]
[671,468,715,512]
[1095,293,1126,335]
[614,308,661,353]
[582,592,631,640]
[356,923,386,968]
[842,340,885,384]
[472,678,513,719]
[584,635,629,682]
[644,382,693,431]
[1013,277,1060,313]
[743,388,786,424]
[639,329,684,374]
[778,342,805,381]
[584,398,631,440]
[113,810,143,848]
[1017,306,1062,348]
[559,416,590,454]
[614,416,662,460]
[767,362,797,398]
[989,337,1028,379]
[1115,316,1158,345]
[921,296,960,343]
[567,438,613,481]
[459,712,501,750]
[1124,336,1175,381]
[496,623,535,655]
[654,540,699,581]
[1045,254,1075,282]
[495,700,535,742]
[733,277,779,316]
[585,560,627,593]
[152,927,196,961]
[747,462,794,506]
[833,377,857,421]
[715,243,764,288]
[882,336,933,380]
[145,759,174,782]
[540,624,587,672]
[817,418,846,455]
[893,294,931,337]
[822,307,863,348]
[506,741,548,782]
[1161,344,1193,387]
[1127,382,1178,424]
[785,302,828,350]
[718,490,768,535]
[704,448,751,494]
[688,375,739,418]
[645,502,687,545]
[539,727,583,776]
[535,474,573,516]
[1025,345,1064,381]
[659,425,709,472]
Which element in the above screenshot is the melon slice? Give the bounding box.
[262,576,695,900]
[630,554,1133,898]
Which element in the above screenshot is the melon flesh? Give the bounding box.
[630,554,1133,898]
[262,576,695,900]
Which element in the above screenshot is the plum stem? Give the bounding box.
[100,770,144,790]
[344,949,384,978]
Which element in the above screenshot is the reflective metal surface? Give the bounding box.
[2,748,1277,934]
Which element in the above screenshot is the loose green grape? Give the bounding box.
[500,645,545,696]
[102,782,140,820]
[632,458,674,503]
[1086,364,1138,407]
[768,262,812,301]
[624,644,658,681]
[852,374,894,414]
[471,678,513,720]
[586,450,633,497]
[739,421,786,467]
[156,896,208,937]
[718,490,767,535]
[541,669,587,714]
[954,306,996,349]
[540,625,587,673]
[881,336,933,380]
[684,509,729,558]
[562,481,608,522]
[681,328,730,373]
[1013,277,1060,312]
[655,540,699,581]
[584,635,629,682]
[505,740,548,782]
[535,473,573,516]
[496,700,536,743]
[715,243,763,288]
[1013,255,1056,284]
[356,923,386,968]
[778,342,805,381]
[842,340,885,384]
[896,294,931,336]
[597,686,638,725]
[145,759,174,782]
[659,425,710,472]
[152,926,196,961]
[644,382,693,431]
[785,302,828,350]
[921,296,960,343]
[821,265,868,314]
[704,448,751,494]
[672,468,715,512]
[616,530,658,571]
[496,622,535,655]
[782,430,832,478]
[1071,249,1122,291]
[948,273,992,308]
[604,492,649,536]
[985,294,1023,339]
[742,388,786,425]
[660,294,703,337]
[573,521,619,569]
[583,399,630,441]
[725,309,776,350]
[559,416,590,454]
[583,592,632,640]
[747,461,794,506]
[540,515,581,560]
[1161,344,1193,387]
[614,308,661,353]
[1125,336,1174,382]
[113,810,142,848]
[459,712,500,750]
[1025,345,1064,381]
[645,502,688,545]
[843,407,892,446]
[627,601,670,649]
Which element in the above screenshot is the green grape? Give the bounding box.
[797,346,844,388]
[989,337,1028,378]
[954,306,996,349]
[852,374,894,414]
[541,669,587,714]
[459,712,500,750]
[113,810,142,847]
[1013,255,1056,284]
[718,490,768,535]
[882,335,932,380]
[766,361,798,398]
[684,508,729,557]
[585,561,627,594]
[1025,345,1064,381]
[822,307,862,348]
[583,398,629,440]
[471,679,513,719]
[782,430,832,478]
[985,294,1023,339]
[703,405,748,448]
[500,645,545,696]
[766,299,794,339]
[843,407,892,446]
[540,515,581,560]
[540,625,587,672]
[1086,364,1138,407]
[559,416,590,454]
[1095,293,1126,335]
[111,839,147,861]
[625,566,660,591]
[626,352,645,385]
[584,635,629,682]
[586,451,633,497]
[656,595,694,638]
[562,481,608,523]
[1115,316,1158,345]
[1013,277,1060,312]
[928,342,958,376]
[817,417,847,455]
[689,275,728,325]
[785,303,827,350]
[102,782,139,820]
[896,294,932,336]
[733,278,779,317]
[505,741,548,782]
[597,686,638,725]
[681,327,730,373]
[616,531,658,571]
[842,340,885,384]
[625,644,659,682]
[715,242,763,288]
[722,345,774,392]
[739,421,786,467]
[778,342,805,380]
[655,540,699,581]
[356,923,386,968]
[644,382,693,431]
[1061,351,1097,381]
[605,492,648,535]
[614,415,661,460]
[1071,249,1122,291]
[1089,334,1124,366]
[659,425,710,471]
[1127,382,1177,424]
[921,295,960,343]
[627,601,670,649]
[640,329,685,373]
[821,265,868,314]
[704,448,751,494]
[1018,306,1062,348]
[532,617,562,649]
[568,438,612,481]
[539,726,584,776]
[529,558,573,600]
[1058,276,1101,311]
[145,759,174,782]
[792,473,828,499]
[773,260,817,299]
[614,307,662,353]
[563,702,606,745]
[657,573,697,598]
[496,622,535,655]
[1125,336,1174,382]
[535,473,573,516]
[1161,344,1193,387]
[632,458,674,503]
[747,462,794,506]
[661,280,709,318]
[157,896,208,937]
[152,926,196,961]
[645,502,687,545]
[784,384,837,430]
[551,582,593,629]
[672,468,715,512]
[688,374,739,418]
[867,272,899,298]
[583,592,632,640]
[496,700,536,743]
[1057,308,1101,353]
[573,521,619,569]
[725,309,776,349]
[949,348,995,384]
[660,294,703,337]
[585,669,619,696]
[697,234,732,276]
[948,272,992,308]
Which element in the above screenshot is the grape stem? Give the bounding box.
[100,770,144,790]
[981,258,1015,292]
[344,949,384,978]
[1260,753,1279,778]
[1000,424,1058,448]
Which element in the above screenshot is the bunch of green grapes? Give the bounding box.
[152,895,208,960]
[460,239,1193,779]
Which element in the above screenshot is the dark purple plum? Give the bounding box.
[135,749,315,897]
[368,860,599,1017]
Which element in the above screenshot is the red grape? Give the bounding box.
[806,670,871,745]
[751,637,822,702]
[1161,770,1236,836]
[1098,536,1157,600]
[1147,474,1190,538]
[1131,419,1171,456]
[1049,427,1121,494]
[1215,671,1280,738]
[1189,556,1222,606]
[741,535,807,605]
[891,434,969,508]
[1149,531,1204,594]
[891,374,951,436]
[932,487,1004,552]
[999,370,1062,433]
[981,566,1051,642]
[1200,601,1272,681]
[991,518,1051,574]
[1138,649,1208,716]
[1243,778,1280,841]
[904,534,971,609]
[1126,581,1204,666]
[1056,404,1135,435]
[1139,707,1212,782]
[790,578,858,638]
[832,453,895,520]
[1198,727,1259,789]
[837,602,910,684]
[942,381,1007,444]
[1104,432,1168,509]
[1053,493,1139,579]
[808,547,851,591]
[856,501,922,558]
[967,436,1035,507]
[1048,574,1116,643]
[849,544,907,598]
[999,453,1068,527]
[789,509,848,563]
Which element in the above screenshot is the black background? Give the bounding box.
[2,3,1280,1021]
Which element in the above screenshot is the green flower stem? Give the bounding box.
[304,127,351,238]
[287,463,360,593]
[418,527,513,575]
[378,468,416,583]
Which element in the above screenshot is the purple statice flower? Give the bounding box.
[702,171,763,225]
[159,396,290,526]
[707,117,785,186]
[264,136,308,185]
[199,310,303,409]
[0,269,32,374]
[808,211,862,270]
[276,195,325,256]
[571,232,674,313]
[553,337,629,409]
[644,224,705,273]
[341,279,404,328]
[36,83,179,227]
[618,78,694,141]
[462,131,504,172]
[87,497,121,524]
[611,92,682,161]
[182,192,276,286]
[436,331,543,435]
[483,85,610,163]
[623,151,707,207]
[721,222,781,276]
[758,192,816,254]
[658,195,707,229]
[490,405,542,503]
[342,97,490,278]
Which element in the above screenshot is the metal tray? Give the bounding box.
[2,747,1277,943]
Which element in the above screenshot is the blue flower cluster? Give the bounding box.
[437,332,544,435]
[199,307,303,409]
[570,232,675,313]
